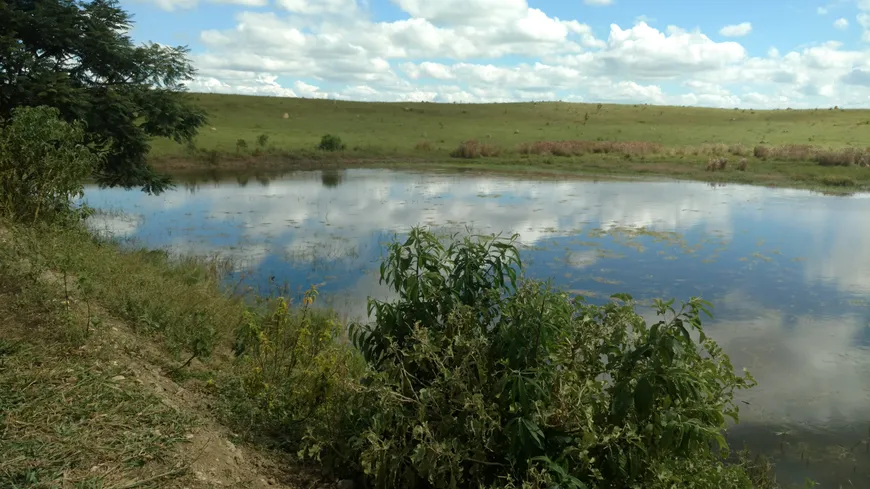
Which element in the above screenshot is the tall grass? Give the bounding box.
[450,139,501,158]
[517,140,663,156]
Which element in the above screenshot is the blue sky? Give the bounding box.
[119,0,870,107]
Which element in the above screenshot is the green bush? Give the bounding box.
[222,287,365,453]
[335,228,760,489]
[318,134,346,151]
[257,133,270,148]
[0,106,98,224]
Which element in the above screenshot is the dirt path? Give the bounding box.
[85,312,327,489]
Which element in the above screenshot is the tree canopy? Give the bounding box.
[0,0,206,193]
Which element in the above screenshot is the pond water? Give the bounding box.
[83,168,870,487]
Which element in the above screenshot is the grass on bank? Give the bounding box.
[0,224,200,487]
[148,94,870,192]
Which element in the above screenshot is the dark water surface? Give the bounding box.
[84,168,870,486]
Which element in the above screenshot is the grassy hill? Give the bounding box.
[149,93,870,192]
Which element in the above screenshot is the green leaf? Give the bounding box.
[610,293,633,303]
[520,417,545,449]
[634,377,654,419]
[677,323,692,344]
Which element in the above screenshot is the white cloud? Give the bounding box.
[148,0,265,11]
[817,6,828,14]
[634,14,655,24]
[211,0,268,5]
[718,22,752,37]
[584,0,613,5]
[834,17,849,29]
[859,12,870,41]
[168,1,870,108]
[276,0,357,15]
[390,0,527,26]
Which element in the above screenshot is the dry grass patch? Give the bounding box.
[706,157,729,172]
[413,140,434,152]
[450,139,501,158]
[517,140,663,156]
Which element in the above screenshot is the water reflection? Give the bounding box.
[321,169,344,188]
[83,168,870,486]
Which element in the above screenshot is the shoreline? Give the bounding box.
[149,151,869,195]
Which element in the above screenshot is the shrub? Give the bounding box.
[770,144,816,160]
[737,158,748,171]
[257,133,269,148]
[0,106,98,224]
[450,140,500,158]
[414,140,434,152]
[814,147,870,167]
[727,144,750,157]
[338,228,759,489]
[516,140,663,157]
[236,138,248,152]
[224,288,364,449]
[753,145,770,159]
[706,157,728,171]
[318,134,346,151]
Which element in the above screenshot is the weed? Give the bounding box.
[706,157,728,171]
[220,287,364,454]
[257,133,270,147]
[518,140,663,156]
[754,145,770,159]
[414,140,434,152]
[819,175,857,187]
[236,138,248,152]
[450,140,501,158]
[815,147,870,167]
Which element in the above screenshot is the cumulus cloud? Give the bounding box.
[834,17,849,29]
[152,0,870,108]
[859,12,870,41]
[718,22,752,37]
[149,0,265,11]
[276,0,357,14]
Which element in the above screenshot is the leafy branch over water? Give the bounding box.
[241,227,764,488]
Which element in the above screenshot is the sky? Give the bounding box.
[119,0,870,108]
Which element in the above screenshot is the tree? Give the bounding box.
[0,0,207,193]
[0,105,97,223]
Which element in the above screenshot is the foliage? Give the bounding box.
[0,105,98,224]
[318,134,346,151]
[0,0,207,192]
[340,227,759,489]
[236,138,248,152]
[221,287,365,460]
[257,133,270,147]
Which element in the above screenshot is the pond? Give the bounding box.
[83,168,870,487]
